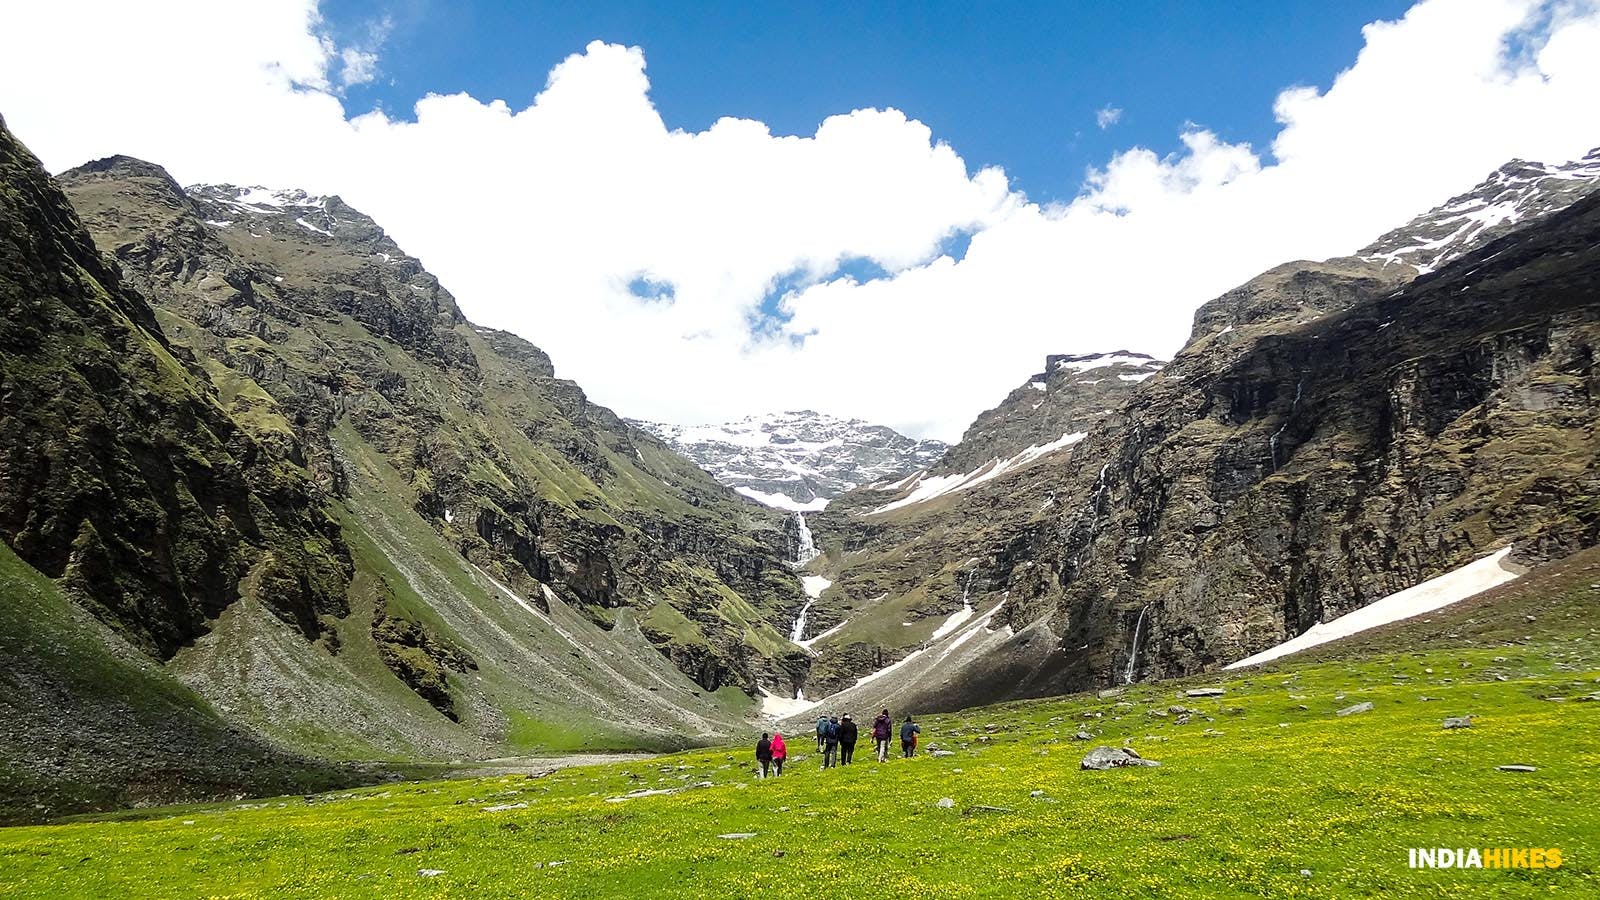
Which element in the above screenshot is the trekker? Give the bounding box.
[770,732,787,776]
[823,715,840,768]
[837,714,859,765]
[815,715,829,752]
[756,732,774,778]
[900,715,921,758]
[872,708,893,762]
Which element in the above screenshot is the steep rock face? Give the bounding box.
[792,359,1153,695]
[631,411,946,509]
[998,189,1600,695]
[933,352,1165,475]
[0,131,348,659]
[795,152,1600,713]
[57,159,803,701]
[0,119,361,821]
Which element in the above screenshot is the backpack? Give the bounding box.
[901,721,917,741]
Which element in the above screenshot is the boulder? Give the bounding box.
[1081,746,1161,770]
[1442,716,1473,729]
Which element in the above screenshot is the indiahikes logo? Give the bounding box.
[1409,848,1563,869]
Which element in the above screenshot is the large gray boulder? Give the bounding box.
[1081,746,1161,770]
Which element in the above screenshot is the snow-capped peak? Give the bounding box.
[631,411,946,509]
[1358,147,1600,275]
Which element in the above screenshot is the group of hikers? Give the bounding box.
[753,709,922,777]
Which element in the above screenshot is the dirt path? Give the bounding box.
[433,753,661,779]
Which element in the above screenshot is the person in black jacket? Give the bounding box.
[836,714,859,765]
[755,732,773,778]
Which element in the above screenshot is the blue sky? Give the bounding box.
[7,0,1595,439]
[324,0,1413,202]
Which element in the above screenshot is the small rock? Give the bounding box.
[718,833,758,839]
[483,802,528,812]
[1097,688,1125,699]
[929,749,956,757]
[1573,693,1600,702]
[1168,705,1189,714]
[1496,765,1537,773]
[1073,731,1093,741]
[1442,716,1473,729]
[1300,869,1313,878]
[1175,714,1192,725]
[936,798,955,809]
[773,850,785,858]
[1147,709,1168,718]
[1336,702,1375,717]
[1185,688,1225,697]
[1029,790,1045,798]
[418,869,445,878]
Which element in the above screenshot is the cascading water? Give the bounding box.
[788,512,821,644]
[790,599,815,642]
[793,512,819,565]
[1124,605,1151,685]
[1268,380,1304,471]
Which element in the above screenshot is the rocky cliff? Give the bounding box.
[0,118,826,818]
[792,152,1600,714]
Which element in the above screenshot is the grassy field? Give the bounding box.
[4,552,1597,898]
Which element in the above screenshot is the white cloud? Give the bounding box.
[1,0,1597,441]
[1096,105,1123,129]
[339,47,379,87]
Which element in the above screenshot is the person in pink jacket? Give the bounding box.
[770,732,788,776]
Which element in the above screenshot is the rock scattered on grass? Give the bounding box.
[418,869,445,877]
[1073,731,1093,741]
[1336,702,1374,717]
[483,802,528,812]
[1081,746,1161,770]
[1442,716,1473,729]
[718,833,757,840]
[1185,688,1225,697]
[936,798,955,809]
[1496,765,1537,773]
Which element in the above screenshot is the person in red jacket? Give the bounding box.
[770,732,787,776]
[872,709,893,762]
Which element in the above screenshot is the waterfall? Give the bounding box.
[793,512,819,565]
[1268,380,1304,471]
[1124,605,1151,685]
[789,598,816,643]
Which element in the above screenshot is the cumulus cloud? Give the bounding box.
[1,0,1597,440]
[1095,105,1123,129]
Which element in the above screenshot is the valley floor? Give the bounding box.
[3,554,1597,899]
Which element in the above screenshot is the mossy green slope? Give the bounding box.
[2,547,1596,898]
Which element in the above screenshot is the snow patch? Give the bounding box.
[868,432,1087,515]
[734,486,829,512]
[1225,547,1520,669]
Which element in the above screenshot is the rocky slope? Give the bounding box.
[631,411,946,510]
[0,119,359,820]
[0,117,826,817]
[792,151,1600,715]
[932,352,1164,475]
[781,354,1157,697]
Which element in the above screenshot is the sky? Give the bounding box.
[3,0,1599,440]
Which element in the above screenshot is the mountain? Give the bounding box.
[630,411,946,510]
[767,353,1160,698]
[0,119,358,819]
[1357,149,1600,275]
[782,150,1600,719]
[0,118,829,818]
